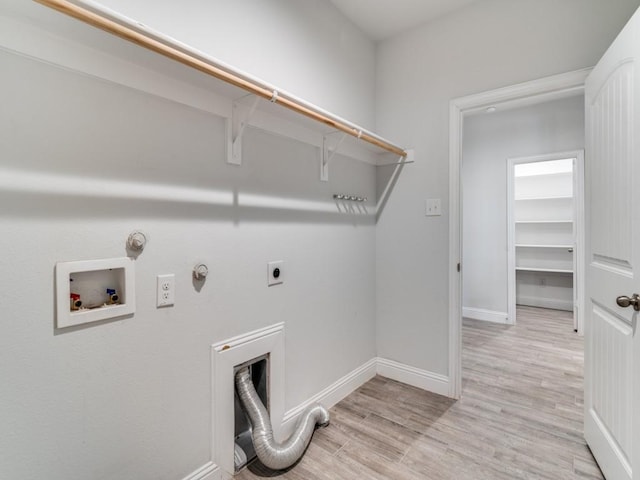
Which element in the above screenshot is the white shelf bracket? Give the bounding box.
[321,132,349,182]
[226,94,262,165]
[376,148,415,167]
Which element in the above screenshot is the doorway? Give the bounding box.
[507,153,584,334]
[448,68,591,398]
[460,96,584,327]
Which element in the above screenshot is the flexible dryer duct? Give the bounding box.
[235,368,330,470]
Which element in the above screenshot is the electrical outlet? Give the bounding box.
[156,274,175,307]
[268,261,284,286]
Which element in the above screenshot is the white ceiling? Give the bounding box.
[330,0,481,41]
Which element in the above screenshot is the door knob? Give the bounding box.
[616,293,640,311]
[567,248,574,253]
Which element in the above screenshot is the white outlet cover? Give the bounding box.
[156,274,175,307]
[268,261,284,286]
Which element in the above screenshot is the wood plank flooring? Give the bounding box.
[235,306,603,479]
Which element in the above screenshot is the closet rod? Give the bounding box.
[35,0,408,158]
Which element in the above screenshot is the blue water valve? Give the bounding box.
[106,288,119,304]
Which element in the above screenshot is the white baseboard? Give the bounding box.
[517,296,573,312]
[181,462,221,480]
[281,358,377,434]
[376,357,450,397]
[189,358,450,479]
[282,357,452,434]
[463,307,511,325]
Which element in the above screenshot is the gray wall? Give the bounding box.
[375,0,640,375]
[91,0,377,129]
[0,1,377,478]
[462,96,585,317]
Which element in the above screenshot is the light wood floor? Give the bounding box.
[236,306,603,479]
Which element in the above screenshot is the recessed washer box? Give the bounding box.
[55,257,135,328]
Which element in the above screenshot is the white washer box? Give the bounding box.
[55,257,135,328]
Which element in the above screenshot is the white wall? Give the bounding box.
[0,2,377,479]
[375,0,640,375]
[2,0,376,127]
[89,0,376,130]
[462,96,584,318]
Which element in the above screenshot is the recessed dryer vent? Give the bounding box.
[235,360,329,471]
[211,322,286,476]
[233,354,269,472]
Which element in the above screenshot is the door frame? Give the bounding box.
[506,151,585,331]
[448,68,591,399]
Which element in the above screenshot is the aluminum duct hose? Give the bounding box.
[235,368,330,471]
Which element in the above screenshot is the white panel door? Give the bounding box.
[584,8,640,480]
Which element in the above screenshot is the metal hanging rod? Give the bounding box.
[34,0,408,159]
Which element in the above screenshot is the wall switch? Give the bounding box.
[156,274,175,307]
[425,198,442,216]
[267,261,284,286]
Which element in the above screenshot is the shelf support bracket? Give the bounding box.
[227,94,261,166]
[376,149,415,167]
[321,132,349,182]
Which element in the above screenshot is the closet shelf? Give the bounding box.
[516,267,573,274]
[35,0,408,163]
[515,195,573,201]
[515,220,573,224]
[516,244,573,249]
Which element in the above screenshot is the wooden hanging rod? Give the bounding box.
[34,0,408,158]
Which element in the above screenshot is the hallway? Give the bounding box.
[236,306,602,479]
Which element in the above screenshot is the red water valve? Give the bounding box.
[70,293,82,310]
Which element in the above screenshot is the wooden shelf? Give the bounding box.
[515,195,572,201]
[513,158,576,312]
[515,220,572,224]
[516,244,573,249]
[515,170,573,178]
[516,267,573,274]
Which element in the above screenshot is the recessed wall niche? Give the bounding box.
[55,257,135,328]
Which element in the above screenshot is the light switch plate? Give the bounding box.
[425,198,442,216]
